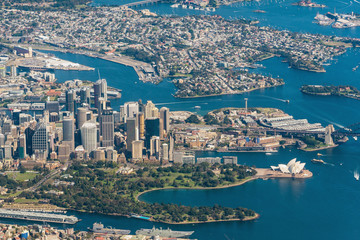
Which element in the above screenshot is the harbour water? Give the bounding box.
[3,1,360,239]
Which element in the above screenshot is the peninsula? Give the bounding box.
[0,7,355,98]
[301,85,360,100]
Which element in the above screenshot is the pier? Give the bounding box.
[123,0,162,8]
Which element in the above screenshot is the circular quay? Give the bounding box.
[0,0,359,239]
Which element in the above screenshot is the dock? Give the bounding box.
[0,209,79,224]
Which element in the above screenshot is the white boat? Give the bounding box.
[194,106,201,109]
[353,136,358,141]
[354,171,359,181]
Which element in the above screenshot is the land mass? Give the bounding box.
[301,85,360,100]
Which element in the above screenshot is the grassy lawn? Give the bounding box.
[14,198,39,204]
[7,172,38,181]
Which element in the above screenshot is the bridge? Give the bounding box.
[122,0,162,8]
[244,123,360,138]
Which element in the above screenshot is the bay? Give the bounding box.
[2,1,360,239]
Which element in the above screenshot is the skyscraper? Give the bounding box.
[160,107,170,133]
[100,108,114,147]
[19,134,26,159]
[93,79,107,109]
[62,117,75,152]
[126,117,138,152]
[81,122,97,152]
[145,117,160,149]
[138,113,145,139]
[145,100,158,119]
[77,107,89,129]
[80,87,91,105]
[124,102,139,119]
[66,90,75,113]
[46,101,60,114]
[132,140,144,161]
[12,109,21,125]
[32,122,48,156]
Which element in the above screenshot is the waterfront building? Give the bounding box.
[62,117,75,152]
[271,158,305,174]
[223,156,238,165]
[100,108,114,147]
[173,151,195,164]
[81,122,97,153]
[325,124,335,145]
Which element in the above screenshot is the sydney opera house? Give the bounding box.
[270,158,305,174]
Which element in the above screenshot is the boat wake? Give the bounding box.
[354,170,359,180]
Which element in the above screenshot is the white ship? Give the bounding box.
[136,226,194,238]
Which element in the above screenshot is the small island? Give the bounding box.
[300,85,360,100]
[292,0,326,8]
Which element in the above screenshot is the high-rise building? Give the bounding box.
[62,117,75,152]
[160,107,170,133]
[0,65,6,78]
[65,90,75,113]
[46,101,60,114]
[77,107,90,129]
[100,108,114,147]
[32,122,48,157]
[80,87,91,105]
[12,109,21,125]
[10,65,17,78]
[126,117,138,152]
[132,140,144,161]
[145,117,160,149]
[19,134,26,159]
[81,122,97,152]
[145,101,158,119]
[169,135,174,162]
[161,143,169,164]
[93,79,107,109]
[150,136,160,157]
[124,102,139,119]
[138,113,145,139]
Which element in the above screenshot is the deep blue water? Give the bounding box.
[2,1,360,239]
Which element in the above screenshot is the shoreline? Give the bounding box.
[301,144,338,152]
[136,168,312,200]
[174,82,285,99]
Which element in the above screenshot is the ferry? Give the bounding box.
[311,159,325,164]
[136,226,194,238]
[88,222,131,235]
[130,214,151,221]
[195,106,201,109]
